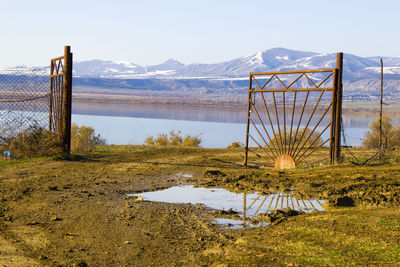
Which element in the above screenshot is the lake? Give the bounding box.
[71,102,376,148]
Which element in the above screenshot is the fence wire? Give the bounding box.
[0,67,50,140]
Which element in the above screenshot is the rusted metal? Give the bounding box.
[244,75,253,166]
[250,105,278,157]
[334,53,343,163]
[49,46,73,154]
[272,91,284,154]
[250,68,336,75]
[244,59,343,169]
[379,58,383,157]
[260,92,281,154]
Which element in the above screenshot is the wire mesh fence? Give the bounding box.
[0,67,50,142]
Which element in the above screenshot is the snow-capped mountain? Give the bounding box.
[70,47,400,79]
[3,48,400,100]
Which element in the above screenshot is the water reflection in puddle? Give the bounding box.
[128,185,325,229]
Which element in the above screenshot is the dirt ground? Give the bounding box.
[1,146,399,266]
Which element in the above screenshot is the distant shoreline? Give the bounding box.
[72,93,400,118]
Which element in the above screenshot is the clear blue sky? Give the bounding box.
[1,0,399,66]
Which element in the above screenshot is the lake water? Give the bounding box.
[71,102,376,148]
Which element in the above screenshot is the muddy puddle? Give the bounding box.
[128,185,326,229]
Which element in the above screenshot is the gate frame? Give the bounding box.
[244,53,343,167]
[49,46,73,154]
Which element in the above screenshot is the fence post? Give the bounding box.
[49,60,54,131]
[244,74,253,166]
[62,46,73,154]
[334,52,343,163]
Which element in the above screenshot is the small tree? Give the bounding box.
[362,116,395,148]
[71,124,106,153]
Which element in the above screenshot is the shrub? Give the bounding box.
[144,130,202,147]
[71,124,106,153]
[226,141,244,148]
[182,135,203,147]
[0,124,62,158]
[362,116,399,148]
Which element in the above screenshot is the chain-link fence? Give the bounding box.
[0,67,50,142]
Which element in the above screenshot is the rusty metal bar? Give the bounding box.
[248,133,276,162]
[296,139,330,165]
[249,117,277,159]
[252,196,268,217]
[244,74,253,166]
[61,46,72,154]
[272,92,284,154]
[283,91,287,153]
[49,60,54,131]
[51,55,65,62]
[275,75,289,89]
[260,92,282,155]
[293,102,332,161]
[334,52,343,163]
[295,122,331,163]
[251,69,336,75]
[259,74,276,89]
[251,103,279,157]
[247,195,261,210]
[330,69,338,164]
[291,91,325,158]
[251,75,263,89]
[243,193,247,219]
[247,148,263,159]
[304,73,318,88]
[288,91,297,154]
[316,72,334,88]
[289,91,310,156]
[50,74,65,78]
[287,73,305,89]
[266,194,275,211]
[274,195,280,209]
[250,87,333,93]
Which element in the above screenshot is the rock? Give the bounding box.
[124,241,132,244]
[203,170,226,178]
[330,196,355,207]
[73,261,88,267]
[219,208,237,215]
[135,196,143,202]
[260,209,304,225]
[48,186,59,191]
[50,216,61,221]
[38,255,47,260]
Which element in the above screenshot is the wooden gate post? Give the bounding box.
[62,46,73,154]
[334,52,343,163]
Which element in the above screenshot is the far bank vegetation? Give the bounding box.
[362,116,400,148]
[144,130,202,147]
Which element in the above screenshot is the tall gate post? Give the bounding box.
[62,46,73,154]
[244,74,253,166]
[334,52,343,163]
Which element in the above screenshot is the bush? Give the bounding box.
[362,116,399,148]
[226,141,244,148]
[144,130,202,147]
[71,124,106,153]
[0,124,62,158]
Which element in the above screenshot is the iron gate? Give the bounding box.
[49,46,73,153]
[244,53,343,169]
